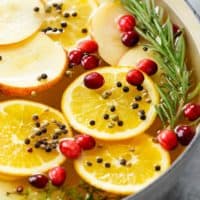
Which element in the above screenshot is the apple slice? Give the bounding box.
[90,2,130,65]
[118,45,163,82]
[0,33,67,96]
[0,0,44,45]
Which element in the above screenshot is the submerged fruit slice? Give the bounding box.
[74,134,170,194]
[90,2,130,65]
[0,0,44,45]
[42,0,97,49]
[62,67,159,140]
[0,33,67,96]
[0,100,71,177]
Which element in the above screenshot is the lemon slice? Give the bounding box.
[74,134,170,194]
[62,67,159,140]
[42,0,97,49]
[0,100,71,178]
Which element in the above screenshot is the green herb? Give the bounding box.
[10,181,123,200]
[121,0,199,128]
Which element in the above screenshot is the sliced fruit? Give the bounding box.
[0,33,67,96]
[0,100,71,178]
[42,0,97,49]
[0,0,44,45]
[74,134,170,194]
[62,67,159,140]
[90,2,130,65]
[118,45,163,82]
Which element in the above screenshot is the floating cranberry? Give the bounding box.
[59,139,82,159]
[48,166,66,187]
[175,125,195,146]
[137,59,158,76]
[84,72,105,89]
[68,49,83,65]
[28,174,48,189]
[157,130,178,151]
[121,31,139,47]
[81,55,99,70]
[76,134,96,150]
[118,15,136,32]
[78,40,98,53]
[126,69,144,86]
[183,103,200,121]
[173,24,180,34]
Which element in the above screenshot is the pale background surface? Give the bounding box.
[164,1,200,200]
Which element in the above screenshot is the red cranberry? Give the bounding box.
[157,130,178,151]
[59,139,82,159]
[184,103,200,121]
[173,24,180,34]
[28,174,48,189]
[48,166,66,187]
[75,134,96,150]
[78,40,98,53]
[118,15,136,32]
[121,31,139,47]
[81,55,99,70]
[175,125,195,146]
[68,49,83,65]
[126,69,144,86]
[137,59,158,76]
[84,72,105,89]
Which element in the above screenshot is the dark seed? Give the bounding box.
[35,122,40,127]
[61,22,67,28]
[41,128,47,133]
[24,138,30,145]
[52,134,58,140]
[86,162,93,167]
[33,7,40,12]
[72,12,78,17]
[63,12,70,18]
[123,86,129,93]
[32,114,39,121]
[110,106,116,112]
[52,28,58,32]
[118,120,124,126]
[119,159,127,166]
[34,142,40,148]
[103,114,109,120]
[16,186,24,193]
[81,28,88,33]
[155,165,161,171]
[140,115,146,120]
[52,3,58,7]
[89,120,95,126]
[143,46,148,51]
[0,56,2,61]
[138,110,145,115]
[116,81,122,87]
[45,146,52,152]
[132,103,139,109]
[96,157,103,163]
[27,147,33,153]
[137,85,143,91]
[35,131,42,136]
[58,28,63,33]
[135,96,142,101]
[104,163,111,168]
[59,124,66,130]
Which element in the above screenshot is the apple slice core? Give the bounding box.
[0,33,67,96]
[0,0,44,45]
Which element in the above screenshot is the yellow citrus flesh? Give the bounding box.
[74,134,170,195]
[0,100,71,178]
[42,0,97,49]
[62,67,159,140]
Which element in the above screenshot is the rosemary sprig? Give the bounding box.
[121,0,192,128]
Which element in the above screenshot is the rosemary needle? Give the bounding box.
[121,0,191,128]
